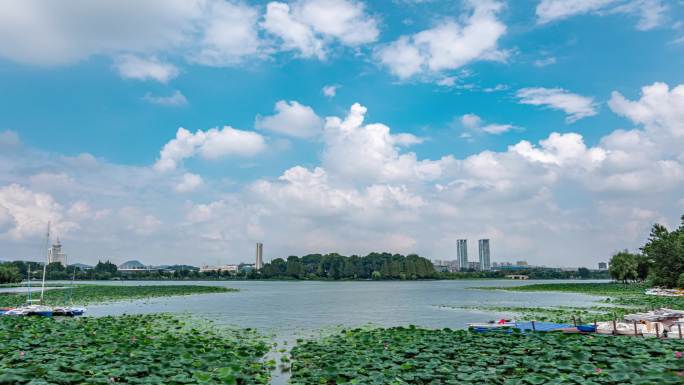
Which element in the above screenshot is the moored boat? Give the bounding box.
[468,319,516,330]
[23,305,53,317]
[2,308,27,316]
[52,306,86,317]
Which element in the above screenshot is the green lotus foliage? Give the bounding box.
[0,285,236,307]
[470,282,684,324]
[290,327,684,385]
[0,314,271,385]
[498,282,647,295]
[444,305,637,324]
[496,282,684,310]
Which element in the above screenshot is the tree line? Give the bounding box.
[608,215,684,287]
[260,252,436,280]
[437,268,609,280]
[0,260,260,283]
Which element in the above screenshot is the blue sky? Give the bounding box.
[1,0,684,267]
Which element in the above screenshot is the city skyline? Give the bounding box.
[0,233,631,269]
[1,1,683,266]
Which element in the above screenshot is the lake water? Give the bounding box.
[48,279,608,384]
[76,280,605,331]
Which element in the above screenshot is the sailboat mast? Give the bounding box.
[40,221,50,303]
[27,264,31,303]
[70,269,76,304]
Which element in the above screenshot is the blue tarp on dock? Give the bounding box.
[472,321,573,333]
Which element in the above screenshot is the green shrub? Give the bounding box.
[0,265,22,284]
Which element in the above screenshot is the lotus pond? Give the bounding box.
[464,282,684,325]
[440,305,634,324]
[0,284,235,307]
[289,326,684,385]
[0,314,272,384]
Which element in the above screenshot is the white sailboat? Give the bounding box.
[4,222,53,317]
[22,221,54,316]
[3,222,85,317]
[53,270,85,316]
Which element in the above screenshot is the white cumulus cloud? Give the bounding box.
[262,0,378,59]
[536,0,668,31]
[0,184,76,240]
[255,100,324,138]
[0,1,263,69]
[154,126,266,172]
[516,87,598,123]
[114,55,179,83]
[175,173,203,193]
[191,0,262,66]
[608,82,684,137]
[536,0,617,24]
[460,113,517,135]
[377,0,507,80]
[322,103,453,183]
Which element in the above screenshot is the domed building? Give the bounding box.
[117,260,147,271]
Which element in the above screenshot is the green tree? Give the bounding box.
[634,254,652,282]
[609,251,638,283]
[286,256,303,278]
[94,260,118,274]
[258,252,436,280]
[642,217,684,288]
[0,264,22,284]
[677,273,684,289]
[577,267,590,279]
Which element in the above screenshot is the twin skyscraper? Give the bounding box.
[457,239,491,271]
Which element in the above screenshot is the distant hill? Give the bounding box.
[70,263,93,270]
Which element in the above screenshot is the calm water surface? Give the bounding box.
[58,280,607,384]
[79,280,606,331]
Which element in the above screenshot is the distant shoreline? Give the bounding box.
[7,277,611,284]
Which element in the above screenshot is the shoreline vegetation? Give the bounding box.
[1,252,610,283]
[461,282,684,324]
[0,284,235,307]
[0,314,272,385]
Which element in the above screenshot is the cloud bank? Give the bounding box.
[1,82,683,267]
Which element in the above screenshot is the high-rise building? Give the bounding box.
[255,242,263,270]
[478,239,491,271]
[48,238,67,266]
[457,239,468,270]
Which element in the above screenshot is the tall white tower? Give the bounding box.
[48,238,67,266]
[478,239,491,271]
[255,242,263,270]
[457,239,468,270]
